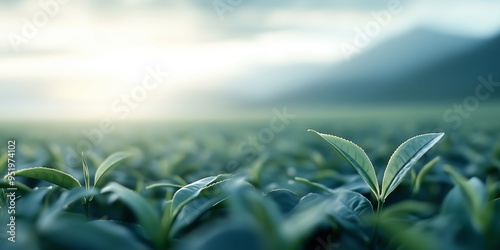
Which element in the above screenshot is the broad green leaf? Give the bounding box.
[170,180,231,236]
[146,183,183,189]
[381,133,444,200]
[325,190,374,232]
[413,156,440,194]
[443,166,489,231]
[101,182,160,246]
[284,191,373,247]
[4,167,81,189]
[440,172,490,234]
[15,187,53,219]
[0,179,32,194]
[230,181,282,247]
[264,189,300,214]
[170,176,218,217]
[443,165,483,215]
[94,152,131,188]
[282,194,330,247]
[308,129,379,197]
[39,187,98,226]
[82,153,90,190]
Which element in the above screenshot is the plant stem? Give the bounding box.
[370,199,384,250]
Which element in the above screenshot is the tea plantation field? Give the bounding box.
[1,116,499,250]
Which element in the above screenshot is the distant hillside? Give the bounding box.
[271,28,500,105]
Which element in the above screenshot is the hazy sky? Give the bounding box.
[1,0,499,120]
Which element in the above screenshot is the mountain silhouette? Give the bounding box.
[271,28,500,106]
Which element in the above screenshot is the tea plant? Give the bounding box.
[3,152,130,191]
[308,129,444,203]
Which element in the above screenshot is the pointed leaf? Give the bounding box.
[0,179,32,194]
[294,177,332,193]
[381,133,444,200]
[94,152,131,188]
[282,194,330,246]
[171,175,220,217]
[443,166,485,217]
[146,183,183,189]
[308,129,379,197]
[264,189,300,214]
[284,191,373,246]
[413,156,440,194]
[82,153,90,190]
[325,190,374,231]
[102,182,160,246]
[40,187,98,225]
[170,180,231,236]
[4,167,81,189]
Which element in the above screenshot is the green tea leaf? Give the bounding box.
[325,190,374,232]
[5,167,81,189]
[443,166,485,220]
[94,152,131,188]
[381,133,444,200]
[284,191,373,247]
[102,182,160,246]
[82,153,90,190]
[440,174,488,232]
[170,181,230,236]
[264,189,300,214]
[413,156,441,194]
[294,177,332,193]
[146,183,183,189]
[0,179,32,194]
[39,187,98,225]
[171,176,218,217]
[308,129,379,197]
[230,181,282,245]
[282,193,329,247]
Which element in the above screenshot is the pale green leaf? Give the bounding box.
[0,179,32,194]
[413,156,441,194]
[443,166,484,218]
[102,182,160,246]
[94,152,131,188]
[146,183,183,189]
[170,176,218,217]
[308,129,379,197]
[294,177,332,193]
[381,133,444,200]
[170,180,231,236]
[82,153,90,190]
[4,167,81,189]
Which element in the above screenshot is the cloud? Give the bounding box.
[1,0,500,120]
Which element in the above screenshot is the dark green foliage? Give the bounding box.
[0,121,499,249]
